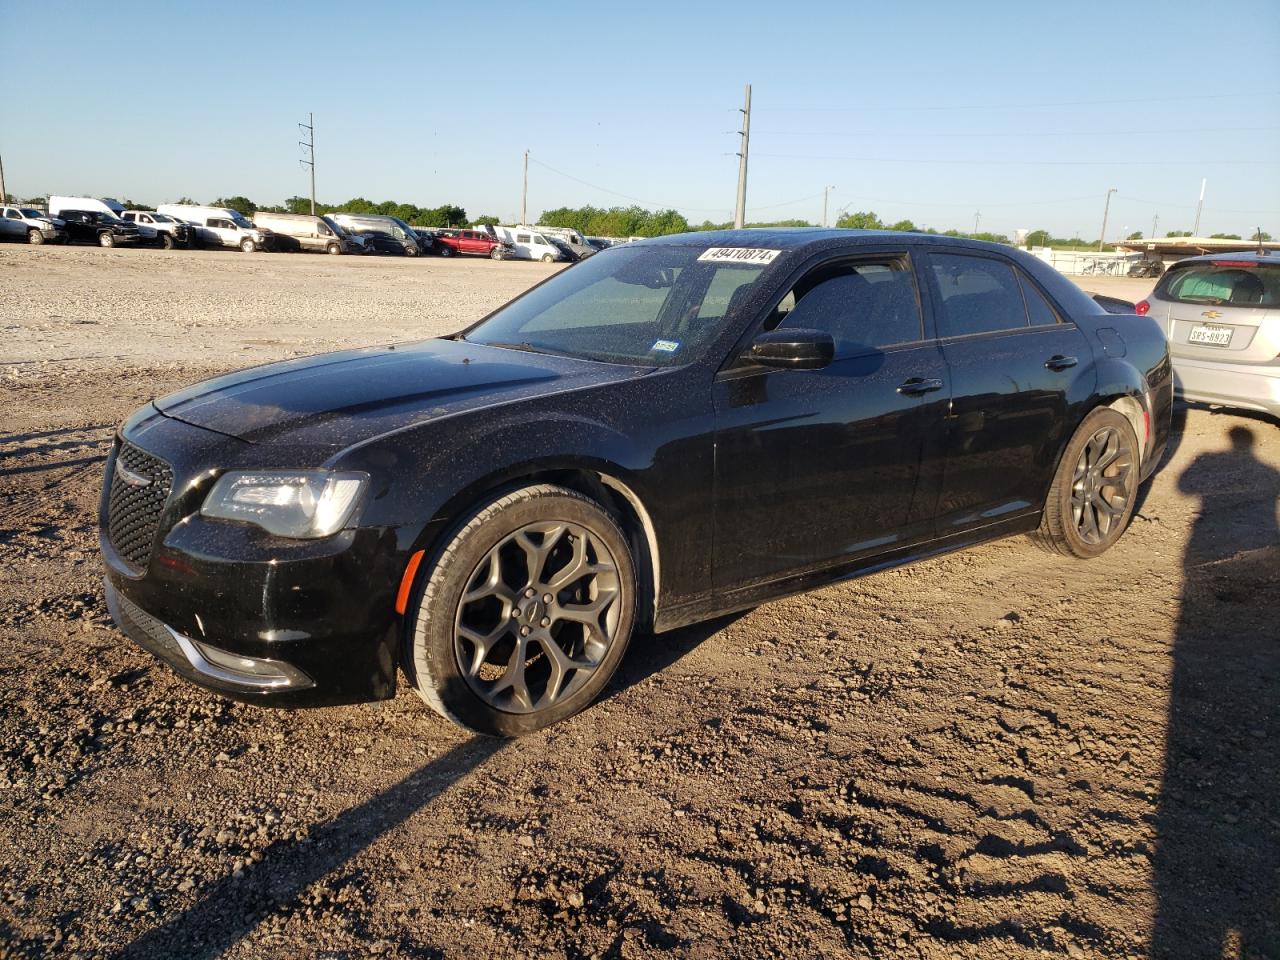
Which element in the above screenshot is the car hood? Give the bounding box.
[153,337,641,447]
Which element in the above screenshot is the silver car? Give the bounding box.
[1139,252,1279,420]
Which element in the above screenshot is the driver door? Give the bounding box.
[711,251,950,592]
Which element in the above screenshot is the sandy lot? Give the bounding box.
[1,246,1277,959]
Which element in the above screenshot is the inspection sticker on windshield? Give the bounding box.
[697,247,782,265]
[650,339,681,353]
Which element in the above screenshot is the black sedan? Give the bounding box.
[353,230,408,255]
[101,230,1173,735]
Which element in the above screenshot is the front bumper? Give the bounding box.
[1173,356,1280,419]
[99,411,403,707]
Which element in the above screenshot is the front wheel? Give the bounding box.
[406,484,637,737]
[326,242,341,255]
[27,229,44,245]
[541,253,554,263]
[437,245,453,257]
[240,238,257,253]
[490,247,504,260]
[99,232,115,248]
[1031,407,1140,559]
[161,233,175,250]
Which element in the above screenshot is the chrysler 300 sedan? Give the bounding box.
[101,230,1173,735]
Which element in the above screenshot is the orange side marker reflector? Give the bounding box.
[395,549,426,615]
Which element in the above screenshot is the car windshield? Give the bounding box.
[20,208,45,218]
[389,217,417,239]
[1162,262,1279,307]
[321,217,349,237]
[230,214,253,229]
[149,213,173,223]
[464,244,775,366]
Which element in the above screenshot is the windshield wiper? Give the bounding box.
[481,340,545,354]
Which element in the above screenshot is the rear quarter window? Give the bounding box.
[1158,263,1278,307]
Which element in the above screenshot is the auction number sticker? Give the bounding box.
[697,247,782,265]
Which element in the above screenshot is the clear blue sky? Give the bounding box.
[2,0,1277,237]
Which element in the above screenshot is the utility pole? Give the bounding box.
[733,84,752,229]
[521,150,529,226]
[1192,178,1207,236]
[973,211,981,235]
[0,153,7,204]
[298,113,316,216]
[1098,187,1117,251]
[1152,213,1159,239]
[822,185,834,228]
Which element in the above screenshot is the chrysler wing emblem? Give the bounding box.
[116,461,153,487]
[1201,310,1223,319]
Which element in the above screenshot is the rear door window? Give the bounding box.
[929,253,1030,337]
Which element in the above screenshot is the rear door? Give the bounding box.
[921,249,1096,534]
[1150,259,1280,365]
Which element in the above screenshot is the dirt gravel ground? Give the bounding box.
[1,246,1277,960]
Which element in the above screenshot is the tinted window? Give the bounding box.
[777,261,922,356]
[1018,272,1060,325]
[930,254,1029,336]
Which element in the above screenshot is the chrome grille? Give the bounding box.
[106,441,173,570]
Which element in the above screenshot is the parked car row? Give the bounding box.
[0,196,609,265]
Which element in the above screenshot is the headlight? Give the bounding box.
[201,471,367,538]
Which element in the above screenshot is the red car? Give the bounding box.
[434,229,510,259]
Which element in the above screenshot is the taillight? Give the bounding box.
[1211,260,1254,268]
[1135,299,1150,316]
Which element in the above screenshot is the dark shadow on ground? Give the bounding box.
[603,612,749,702]
[1151,425,1280,957]
[116,731,504,960]
[114,614,745,958]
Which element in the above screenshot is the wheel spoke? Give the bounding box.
[515,523,566,585]
[457,623,511,677]
[462,551,511,605]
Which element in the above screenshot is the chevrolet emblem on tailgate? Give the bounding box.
[1201,310,1224,319]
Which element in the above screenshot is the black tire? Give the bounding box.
[490,247,504,260]
[405,484,637,737]
[98,231,115,249]
[327,242,341,255]
[541,253,554,263]
[161,233,175,250]
[405,244,419,257]
[1031,407,1140,559]
[241,238,257,253]
[27,229,44,246]
[438,245,453,257]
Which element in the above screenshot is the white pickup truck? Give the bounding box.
[121,211,195,249]
[156,204,272,253]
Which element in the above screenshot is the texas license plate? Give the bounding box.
[1188,324,1233,347]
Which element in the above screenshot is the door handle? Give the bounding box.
[1044,355,1079,371]
[897,377,944,396]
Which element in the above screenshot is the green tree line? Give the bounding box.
[538,205,691,237]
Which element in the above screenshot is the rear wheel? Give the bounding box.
[27,229,44,245]
[98,232,115,248]
[406,484,637,737]
[1031,407,1140,559]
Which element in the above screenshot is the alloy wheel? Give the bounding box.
[453,520,622,714]
[1070,425,1133,545]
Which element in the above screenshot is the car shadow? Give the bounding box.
[1150,425,1280,957]
[113,614,744,958]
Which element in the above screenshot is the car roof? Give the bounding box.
[629,227,1015,256]
[1166,250,1276,266]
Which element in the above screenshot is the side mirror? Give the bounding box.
[749,328,834,370]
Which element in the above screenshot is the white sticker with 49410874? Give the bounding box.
[696,247,782,264]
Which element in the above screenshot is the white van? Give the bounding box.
[157,204,271,252]
[492,225,566,262]
[533,225,594,259]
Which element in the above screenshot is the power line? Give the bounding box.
[752,125,1279,139]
